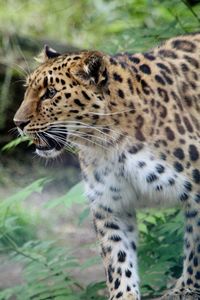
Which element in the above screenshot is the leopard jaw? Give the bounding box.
[35,147,63,158]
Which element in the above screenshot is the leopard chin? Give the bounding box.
[35,147,64,158]
[33,132,67,158]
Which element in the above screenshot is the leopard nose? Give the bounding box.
[14,119,30,131]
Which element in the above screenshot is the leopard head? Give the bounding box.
[14,46,111,158]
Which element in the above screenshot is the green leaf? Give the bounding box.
[138,223,148,234]
[80,256,101,270]
[2,136,32,152]
[78,208,90,225]
[63,181,86,207]
[0,178,50,208]
[45,181,86,209]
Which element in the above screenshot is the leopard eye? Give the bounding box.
[41,88,57,101]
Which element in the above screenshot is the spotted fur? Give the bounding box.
[14,33,200,300]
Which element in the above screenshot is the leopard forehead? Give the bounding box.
[27,53,87,89]
[26,54,88,91]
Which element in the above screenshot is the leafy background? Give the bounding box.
[0,0,199,299]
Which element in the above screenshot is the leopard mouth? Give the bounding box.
[34,132,67,158]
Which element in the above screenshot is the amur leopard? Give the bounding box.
[14,33,200,300]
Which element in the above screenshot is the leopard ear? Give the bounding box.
[35,45,60,63]
[71,51,108,86]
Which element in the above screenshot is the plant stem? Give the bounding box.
[181,0,200,23]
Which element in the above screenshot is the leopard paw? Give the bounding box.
[125,293,139,300]
[109,291,140,300]
[160,288,200,300]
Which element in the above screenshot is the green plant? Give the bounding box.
[139,209,183,297]
[1,136,31,152]
[0,179,184,299]
[0,180,106,300]
[0,239,106,300]
[0,178,48,249]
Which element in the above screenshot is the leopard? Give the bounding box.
[14,33,200,300]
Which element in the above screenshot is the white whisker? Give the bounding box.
[11,63,29,78]
[49,123,118,142]
[37,132,50,148]
[15,41,31,75]
[87,108,135,116]
[48,120,128,138]
[44,131,75,153]
[49,128,114,146]
[66,131,109,151]
[45,129,109,151]
[8,127,18,135]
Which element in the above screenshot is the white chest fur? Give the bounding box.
[83,147,188,211]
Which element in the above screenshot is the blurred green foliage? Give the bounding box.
[0,0,200,53]
[0,180,184,299]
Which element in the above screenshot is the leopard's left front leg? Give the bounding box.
[82,156,140,300]
[92,205,140,300]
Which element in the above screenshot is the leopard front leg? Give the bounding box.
[82,156,141,300]
[92,205,140,300]
[161,196,200,299]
